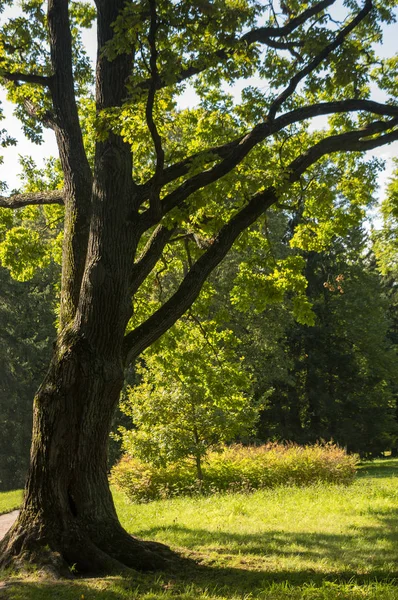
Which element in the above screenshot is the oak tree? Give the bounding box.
[0,0,397,574]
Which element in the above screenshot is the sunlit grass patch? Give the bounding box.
[113,459,398,583]
[0,489,23,515]
[3,459,398,599]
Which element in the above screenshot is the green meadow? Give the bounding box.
[2,459,398,599]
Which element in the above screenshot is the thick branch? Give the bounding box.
[268,0,373,120]
[23,98,57,130]
[140,99,398,200]
[125,116,398,361]
[48,0,91,179]
[138,99,398,228]
[47,0,93,327]
[130,225,174,297]
[146,0,164,219]
[0,189,64,209]
[1,71,51,86]
[289,117,398,176]
[123,188,277,362]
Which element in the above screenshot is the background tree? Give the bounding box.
[0,0,397,575]
[373,163,398,453]
[0,264,56,490]
[119,317,256,480]
[259,228,398,454]
[0,185,59,490]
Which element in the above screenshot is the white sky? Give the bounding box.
[0,2,397,214]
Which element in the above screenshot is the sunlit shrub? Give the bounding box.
[110,442,358,502]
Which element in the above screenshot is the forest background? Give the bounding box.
[1,0,398,493]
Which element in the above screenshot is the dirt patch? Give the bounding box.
[0,511,18,541]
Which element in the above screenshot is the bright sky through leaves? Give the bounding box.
[0,1,397,210]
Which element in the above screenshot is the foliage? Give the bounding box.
[110,442,358,502]
[373,162,398,279]
[0,263,56,491]
[0,157,64,280]
[257,227,398,456]
[118,317,258,478]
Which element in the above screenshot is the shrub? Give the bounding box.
[110,442,358,502]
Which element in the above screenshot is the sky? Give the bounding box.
[0,1,397,220]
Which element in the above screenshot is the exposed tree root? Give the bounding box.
[92,522,176,572]
[0,514,178,577]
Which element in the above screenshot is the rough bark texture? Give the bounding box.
[0,336,173,573]
[0,0,172,575]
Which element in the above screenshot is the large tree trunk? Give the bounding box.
[0,13,172,567]
[0,335,171,574]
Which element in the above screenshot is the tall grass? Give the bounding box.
[111,442,358,502]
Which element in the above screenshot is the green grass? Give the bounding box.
[3,459,398,599]
[0,489,23,515]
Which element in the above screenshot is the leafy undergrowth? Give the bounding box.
[4,459,398,599]
[0,489,23,515]
[111,442,358,502]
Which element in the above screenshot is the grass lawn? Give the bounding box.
[2,459,398,599]
[0,490,23,515]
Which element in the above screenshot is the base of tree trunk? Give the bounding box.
[0,512,177,576]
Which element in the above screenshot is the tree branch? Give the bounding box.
[22,98,57,130]
[262,38,304,61]
[138,99,398,230]
[0,189,64,209]
[267,0,373,120]
[124,115,398,362]
[242,0,336,42]
[133,0,336,95]
[129,224,175,297]
[1,71,51,86]
[146,0,164,219]
[139,99,398,202]
[47,0,93,327]
[289,117,398,176]
[123,187,278,362]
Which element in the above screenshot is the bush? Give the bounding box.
[110,443,358,502]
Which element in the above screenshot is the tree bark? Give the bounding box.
[0,1,168,572]
[0,334,172,574]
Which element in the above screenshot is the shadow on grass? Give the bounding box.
[357,459,398,479]
[134,505,398,588]
[5,475,398,599]
[4,561,398,600]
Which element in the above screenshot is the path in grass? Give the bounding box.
[2,459,398,599]
[0,510,18,540]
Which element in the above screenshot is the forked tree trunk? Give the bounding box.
[0,144,175,572]
[0,7,174,565]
